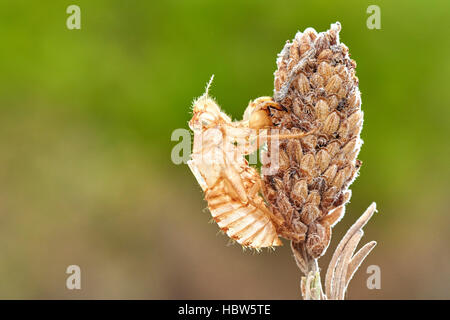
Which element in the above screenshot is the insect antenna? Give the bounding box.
[205,74,215,95]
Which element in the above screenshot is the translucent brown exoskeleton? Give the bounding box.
[187,78,313,249]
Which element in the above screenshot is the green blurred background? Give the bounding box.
[0,0,449,299]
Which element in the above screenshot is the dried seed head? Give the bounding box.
[301,204,321,225]
[323,112,340,135]
[325,75,343,95]
[310,74,324,88]
[347,110,363,137]
[287,139,303,164]
[348,90,361,110]
[300,153,316,175]
[307,191,321,207]
[315,100,329,121]
[328,95,339,110]
[306,222,331,258]
[321,186,338,210]
[291,180,308,206]
[278,149,291,172]
[332,167,349,189]
[316,149,331,173]
[341,138,358,161]
[317,49,332,62]
[272,176,284,192]
[323,164,338,184]
[292,216,308,236]
[277,193,295,221]
[318,62,333,81]
[326,141,341,158]
[296,73,310,95]
[262,22,364,258]
[301,135,317,153]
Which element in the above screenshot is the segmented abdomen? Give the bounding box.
[205,178,282,248]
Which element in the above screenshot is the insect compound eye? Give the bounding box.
[249,108,273,129]
[195,111,214,126]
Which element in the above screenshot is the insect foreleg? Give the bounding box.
[245,174,285,227]
[257,128,317,143]
[220,164,248,204]
[236,128,317,156]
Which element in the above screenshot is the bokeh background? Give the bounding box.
[0,0,449,299]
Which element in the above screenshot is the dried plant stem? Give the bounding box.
[291,241,318,275]
[301,270,324,300]
[292,202,378,300]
